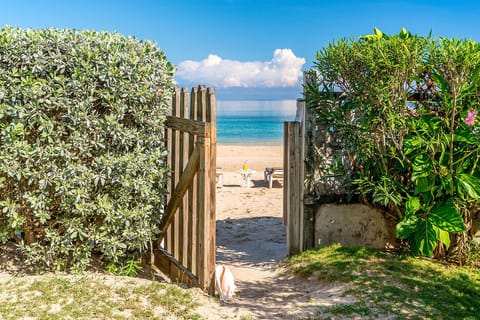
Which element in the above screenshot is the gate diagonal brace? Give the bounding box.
[156,144,200,246]
[152,247,199,287]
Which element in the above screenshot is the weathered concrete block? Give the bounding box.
[473,213,480,244]
[314,203,397,249]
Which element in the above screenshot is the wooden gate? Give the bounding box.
[153,86,216,294]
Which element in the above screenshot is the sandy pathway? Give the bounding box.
[209,172,348,320]
[198,145,355,319]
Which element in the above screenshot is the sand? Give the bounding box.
[216,143,284,172]
[203,144,354,319]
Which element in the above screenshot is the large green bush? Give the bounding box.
[0,27,175,271]
[306,28,480,261]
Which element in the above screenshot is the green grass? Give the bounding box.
[285,244,480,320]
[0,273,202,320]
[2,245,479,319]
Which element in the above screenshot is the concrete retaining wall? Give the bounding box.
[314,203,397,249]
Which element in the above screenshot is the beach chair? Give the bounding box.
[264,167,283,188]
[216,168,223,188]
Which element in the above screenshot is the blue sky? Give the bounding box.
[2,0,480,99]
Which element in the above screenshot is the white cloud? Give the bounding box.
[176,49,305,88]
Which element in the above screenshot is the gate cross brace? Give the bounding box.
[156,144,200,246]
[152,247,199,286]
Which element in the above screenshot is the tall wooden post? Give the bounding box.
[285,121,303,256]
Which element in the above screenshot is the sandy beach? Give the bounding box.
[216,143,284,173]
[216,143,286,270]
[215,143,286,267]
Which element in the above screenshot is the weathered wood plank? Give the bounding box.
[206,88,217,295]
[153,248,198,287]
[179,88,189,266]
[283,124,289,226]
[165,89,181,256]
[196,137,210,292]
[188,87,199,274]
[285,121,302,256]
[301,99,315,251]
[196,85,207,121]
[164,98,175,250]
[171,89,181,260]
[195,85,214,293]
[166,116,211,137]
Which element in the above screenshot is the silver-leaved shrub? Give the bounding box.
[0,27,174,271]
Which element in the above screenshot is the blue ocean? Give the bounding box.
[216,100,297,144]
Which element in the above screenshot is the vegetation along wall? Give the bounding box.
[0,27,175,271]
[306,28,480,263]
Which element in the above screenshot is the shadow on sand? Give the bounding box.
[216,216,286,268]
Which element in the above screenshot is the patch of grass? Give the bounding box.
[322,301,372,317]
[0,274,202,319]
[285,244,480,320]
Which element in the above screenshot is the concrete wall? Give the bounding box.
[473,212,480,244]
[314,203,397,249]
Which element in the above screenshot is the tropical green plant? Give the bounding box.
[306,28,480,260]
[106,259,144,276]
[0,26,175,271]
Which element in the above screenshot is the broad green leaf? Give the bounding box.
[435,227,451,249]
[415,115,440,134]
[413,219,438,257]
[412,154,432,182]
[405,196,421,214]
[459,83,475,100]
[414,176,435,195]
[456,173,480,199]
[396,211,419,239]
[429,199,466,233]
[360,27,388,42]
[412,153,430,167]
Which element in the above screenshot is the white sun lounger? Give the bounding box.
[216,168,223,188]
[264,167,283,188]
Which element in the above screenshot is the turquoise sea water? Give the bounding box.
[217,100,297,144]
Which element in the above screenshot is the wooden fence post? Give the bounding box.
[285,121,303,256]
[194,86,216,294]
[284,97,316,255]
